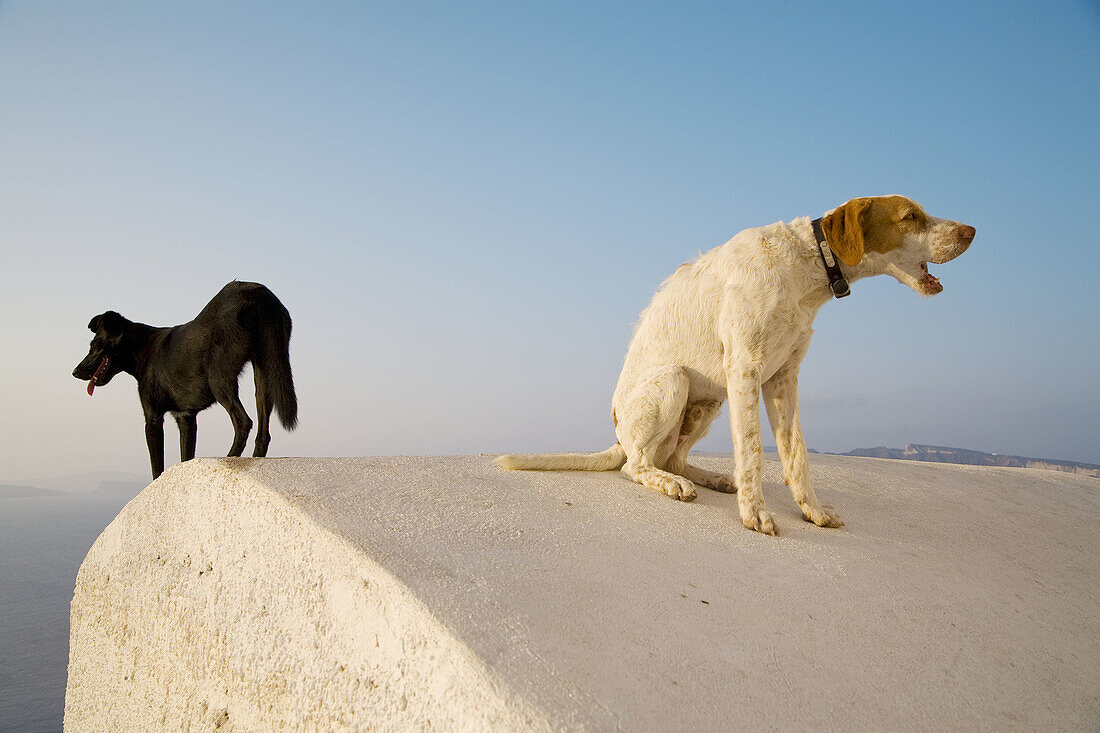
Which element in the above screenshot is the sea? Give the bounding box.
[0,491,135,732]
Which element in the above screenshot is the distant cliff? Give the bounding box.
[0,483,64,498]
[841,444,1100,478]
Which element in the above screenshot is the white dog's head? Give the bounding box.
[821,195,975,296]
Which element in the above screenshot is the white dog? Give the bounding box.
[497,196,975,535]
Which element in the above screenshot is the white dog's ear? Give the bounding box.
[821,198,871,267]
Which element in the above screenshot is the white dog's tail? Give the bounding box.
[494,444,627,472]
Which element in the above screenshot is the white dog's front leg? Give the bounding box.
[726,364,777,535]
[763,367,844,528]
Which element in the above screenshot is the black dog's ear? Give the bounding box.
[89,311,126,338]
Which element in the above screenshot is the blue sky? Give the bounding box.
[1,1,1098,481]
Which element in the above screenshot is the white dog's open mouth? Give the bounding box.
[919,262,942,294]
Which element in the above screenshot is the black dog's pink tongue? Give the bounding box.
[87,379,96,396]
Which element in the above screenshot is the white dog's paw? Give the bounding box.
[703,473,736,494]
[665,476,697,502]
[741,506,778,536]
[802,504,844,528]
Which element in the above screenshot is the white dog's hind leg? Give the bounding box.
[726,363,778,535]
[616,366,698,502]
[665,400,736,493]
[762,366,843,528]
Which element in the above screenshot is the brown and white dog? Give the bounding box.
[496,196,974,535]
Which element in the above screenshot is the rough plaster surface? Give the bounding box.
[65,454,1100,731]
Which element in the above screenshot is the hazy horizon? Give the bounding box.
[3,2,1099,484]
[6,439,1100,491]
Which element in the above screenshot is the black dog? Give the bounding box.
[73,281,298,479]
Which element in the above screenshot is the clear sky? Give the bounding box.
[2,1,1098,482]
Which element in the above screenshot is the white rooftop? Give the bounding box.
[65,454,1100,730]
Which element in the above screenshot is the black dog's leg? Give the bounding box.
[214,383,253,457]
[145,411,165,479]
[175,412,198,462]
[253,370,272,457]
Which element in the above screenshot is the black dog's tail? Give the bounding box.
[249,287,298,431]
